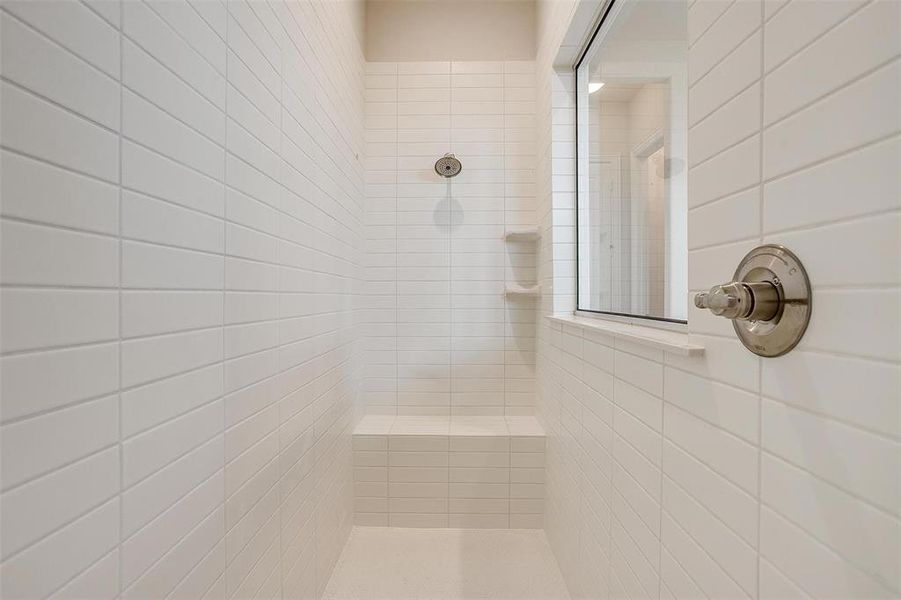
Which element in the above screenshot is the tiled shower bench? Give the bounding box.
[352,415,545,528]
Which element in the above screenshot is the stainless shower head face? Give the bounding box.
[435,153,462,178]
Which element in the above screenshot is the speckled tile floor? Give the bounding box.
[323,528,571,600]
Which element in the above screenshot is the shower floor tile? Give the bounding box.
[322,527,571,600]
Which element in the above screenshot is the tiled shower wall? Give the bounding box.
[0,1,363,598]
[360,61,539,417]
[536,0,900,599]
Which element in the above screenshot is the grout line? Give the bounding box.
[756,5,766,590]
[117,0,125,594]
[215,8,230,593]
[2,225,121,279]
[0,387,121,430]
[121,385,224,441]
[759,391,901,443]
[688,131,901,210]
[118,455,223,548]
[30,503,121,599]
[657,518,714,600]
[184,0,224,45]
[764,0,792,23]
[121,488,225,596]
[120,20,225,106]
[162,536,224,600]
[661,501,756,598]
[760,442,901,519]
[761,206,901,238]
[664,463,757,548]
[76,0,118,30]
[138,0,225,77]
[275,27,287,599]
[763,52,900,132]
[658,350,666,598]
[0,7,119,82]
[503,66,509,427]
[688,22,762,93]
[610,529,658,598]
[687,72,759,129]
[758,506,900,598]
[0,74,120,137]
[762,0,875,76]
[687,0,739,50]
[0,440,119,504]
[758,554,815,600]
[394,67,399,419]
[120,421,223,498]
[0,145,121,189]
[0,335,121,360]
[687,128,760,172]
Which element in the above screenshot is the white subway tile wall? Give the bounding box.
[535,0,900,599]
[0,1,364,598]
[361,60,539,418]
[1,0,898,598]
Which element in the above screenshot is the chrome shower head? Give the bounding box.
[435,153,462,178]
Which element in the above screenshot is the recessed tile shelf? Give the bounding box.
[547,314,705,356]
[353,415,545,529]
[504,284,540,297]
[503,228,540,242]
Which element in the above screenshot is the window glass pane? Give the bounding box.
[576,0,688,322]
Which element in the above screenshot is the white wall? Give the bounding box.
[360,60,538,417]
[536,0,900,598]
[365,1,536,62]
[0,1,365,598]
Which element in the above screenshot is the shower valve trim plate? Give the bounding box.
[694,244,811,357]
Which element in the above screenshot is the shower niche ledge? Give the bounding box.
[503,227,540,242]
[504,284,540,297]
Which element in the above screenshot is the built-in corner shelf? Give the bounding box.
[503,228,539,300]
[503,228,540,242]
[505,284,540,297]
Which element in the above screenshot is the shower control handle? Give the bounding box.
[694,281,780,322]
[693,245,811,357]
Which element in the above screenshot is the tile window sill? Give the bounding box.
[546,314,704,356]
